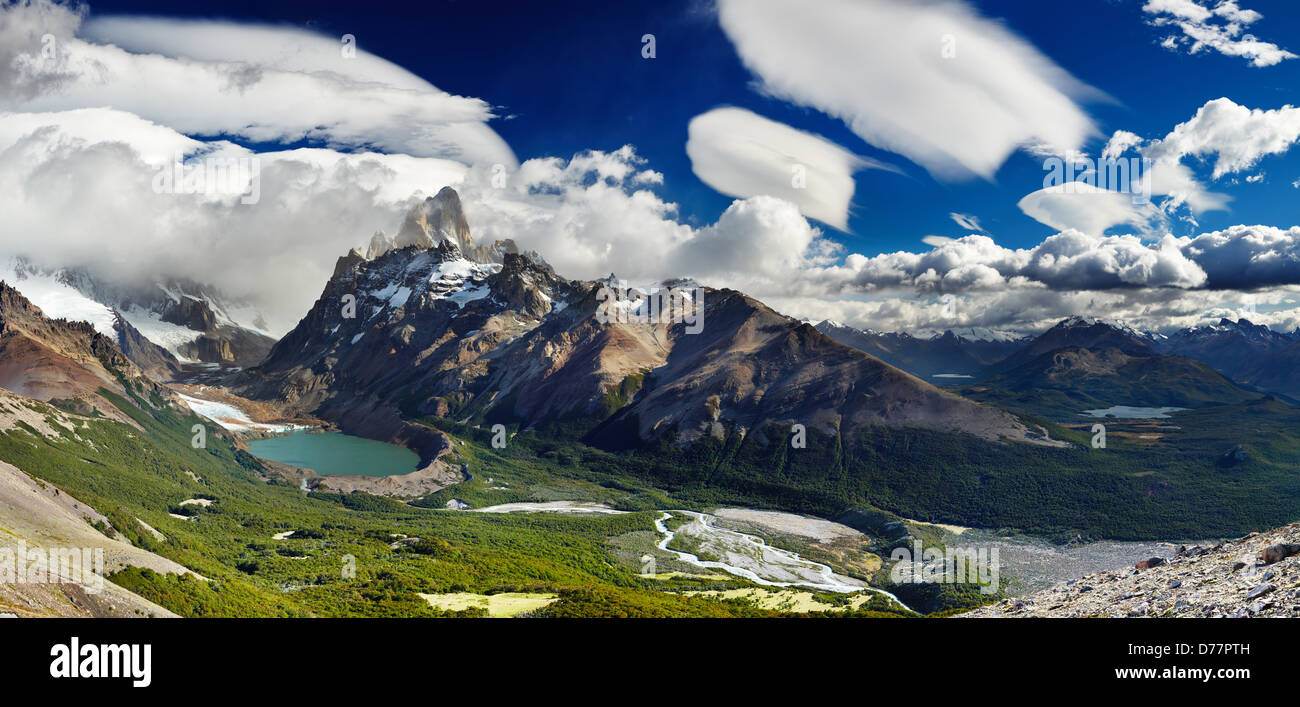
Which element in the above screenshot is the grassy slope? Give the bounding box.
[0,392,803,617]
[8,374,1298,616]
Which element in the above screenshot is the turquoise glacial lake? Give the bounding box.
[247,430,420,477]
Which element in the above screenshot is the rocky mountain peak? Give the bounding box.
[394,186,475,253]
[1056,315,1143,335]
[366,230,394,260]
[0,280,45,324]
[1037,316,1154,352]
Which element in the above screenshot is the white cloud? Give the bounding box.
[459,145,840,299]
[3,1,1298,344]
[1180,224,1300,289]
[1146,98,1300,179]
[714,0,1102,180]
[5,109,1300,343]
[1102,130,1143,159]
[0,108,469,335]
[832,226,1300,296]
[0,1,516,166]
[0,107,839,338]
[1143,0,1213,22]
[800,225,1300,335]
[1021,97,1300,233]
[1017,183,1160,236]
[949,212,983,232]
[1143,0,1295,67]
[685,107,895,231]
[771,285,1300,338]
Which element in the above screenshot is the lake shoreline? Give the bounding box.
[247,429,464,498]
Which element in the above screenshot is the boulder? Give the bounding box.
[1261,543,1300,564]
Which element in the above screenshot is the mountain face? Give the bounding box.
[240,188,1043,449]
[982,345,1259,410]
[375,186,520,265]
[814,321,1022,379]
[0,281,179,424]
[582,298,1038,447]
[992,316,1158,373]
[63,271,276,368]
[1235,339,1300,399]
[1160,318,1295,361]
[4,258,275,369]
[112,311,182,380]
[1156,318,1300,397]
[963,317,1260,415]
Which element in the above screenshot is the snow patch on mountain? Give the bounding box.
[116,306,201,362]
[356,252,499,319]
[0,263,117,336]
[177,393,301,433]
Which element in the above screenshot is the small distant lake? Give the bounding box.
[1081,406,1187,419]
[247,430,420,477]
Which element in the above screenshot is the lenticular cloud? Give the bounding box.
[686,107,896,231]
[715,0,1102,180]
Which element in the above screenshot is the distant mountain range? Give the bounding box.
[8,185,1288,444]
[1155,318,1300,399]
[813,321,1023,380]
[819,315,1299,404]
[966,317,1260,418]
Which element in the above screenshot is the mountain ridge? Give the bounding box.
[0,280,182,426]
[237,188,1049,450]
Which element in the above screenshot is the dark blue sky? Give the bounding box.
[85,0,1300,255]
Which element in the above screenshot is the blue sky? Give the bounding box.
[81,0,1300,254]
[4,0,1300,336]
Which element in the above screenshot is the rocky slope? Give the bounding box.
[1158,318,1296,373]
[961,523,1300,618]
[0,389,199,618]
[1234,338,1300,399]
[238,188,1045,450]
[112,311,182,380]
[587,291,1040,447]
[0,282,183,425]
[53,264,275,367]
